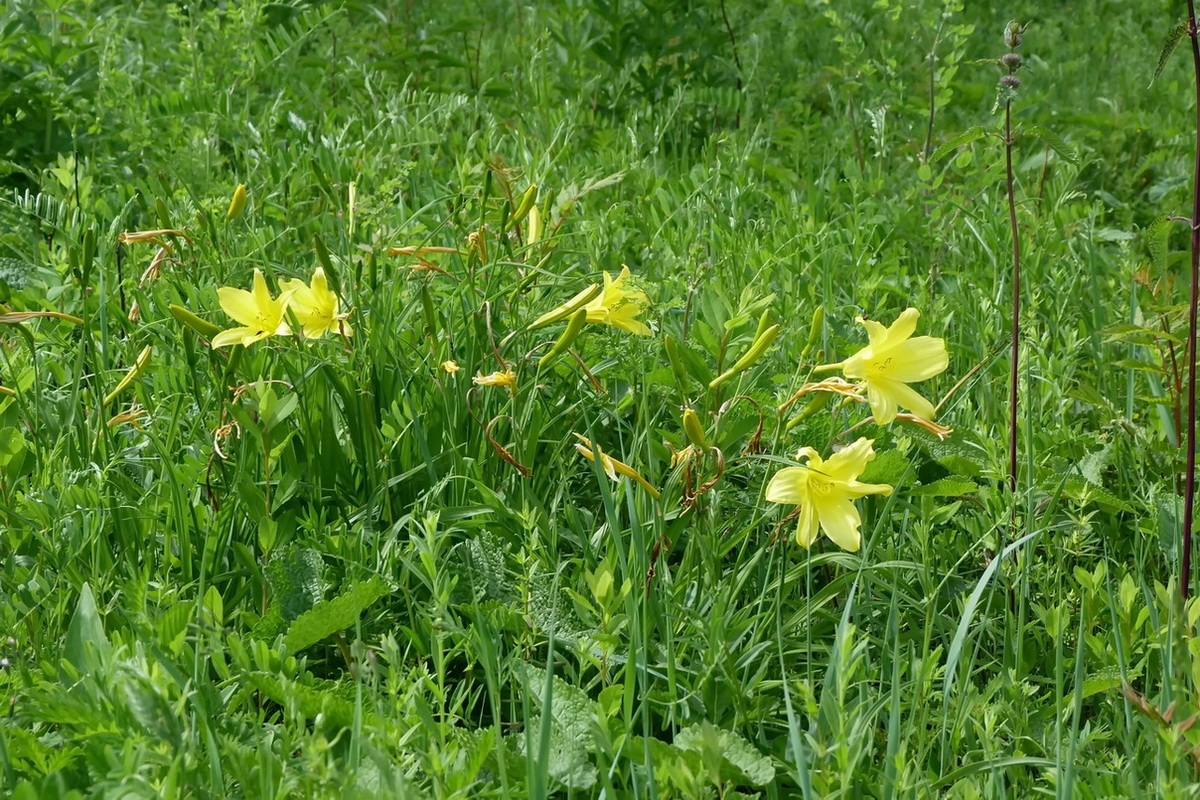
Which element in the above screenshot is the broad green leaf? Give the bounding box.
[674,721,775,786]
[931,126,988,163]
[282,576,390,653]
[909,477,977,496]
[62,583,110,678]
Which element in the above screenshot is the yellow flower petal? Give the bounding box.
[765,466,809,505]
[217,287,260,328]
[795,501,820,548]
[841,308,948,423]
[814,496,864,552]
[766,438,894,552]
[822,437,877,482]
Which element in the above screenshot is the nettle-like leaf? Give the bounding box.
[1146,217,1171,274]
[1022,125,1078,165]
[674,721,776,787]
[517,665,599,791]
[0,257,34,291]
[528,570,591,641]
[458,531,513,602]
[909,477,978,497]
[282,576,390,653]
[858,448,910,486]
[1152,19,1189,86]
[268,546,326,622]
[931,126,988,163]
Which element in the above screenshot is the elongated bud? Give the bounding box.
[508,185,538,231]
[168,304,222,337]
[753,309,773,343]
[421,284,439,343]
[786,392,832,430]
[539,307,588,367]
[709,324,780,388]
[664,335,691,392]
[682,408,708,449]
[530,283,600,329]
[103,345,153,406]
[528,204,543,245]
[801,305,824,359]
[226,184,247,220]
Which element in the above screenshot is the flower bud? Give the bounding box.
[538,307,589,367]
[682,408,709,449]
[1004,21,1023,49]
[226,183,247,220]
[999,75,1021,89]
[1000,52,1022,72]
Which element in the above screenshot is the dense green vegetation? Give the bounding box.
[3,0,1200,796]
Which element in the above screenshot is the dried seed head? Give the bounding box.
[1001,52,1022,72]
[1000,75,1021,90]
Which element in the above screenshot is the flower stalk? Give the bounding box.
[1001,22,1025,496]
[1182,0,1200,600]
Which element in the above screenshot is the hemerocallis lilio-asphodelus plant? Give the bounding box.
[281,267,352,339]
[765,437,893,552]
[531,266,652,335]
[574,434,661,499]
[818,308,948,425]
[211,269,293,349]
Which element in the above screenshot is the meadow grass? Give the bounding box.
[2,0,1200,797]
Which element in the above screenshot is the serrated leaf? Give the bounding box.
[909,477,978,496]
[1077,444,1113,487]
[1062,477,1134,513]
[674,721,776,786]
[911,429,986,478]
[931,126,988,163]
[268,546,326,622]
[458,532,512,602]
[248,673,363,729]
[282,576,390,653]
[1146,217,1171,273]
[0,257,34,290]
[1082,664,1139,699]
[1153,20,1189,86]
[1100,322,1181,345]
[1022,125,1078,165]
[858,448,910,486]
[517,665,599,790]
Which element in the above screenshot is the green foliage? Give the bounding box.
[2,0,1200,796]
[282,577,390,653]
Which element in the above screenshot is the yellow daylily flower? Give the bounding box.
[281,267,352,339]
[573,434,661,499]
[212,269,293,349]
[582,266,652,336]
[473,369,516,390]
[836,308,948,424]
[765,437,893,552]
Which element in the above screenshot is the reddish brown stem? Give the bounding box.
[1182,3,1200,600]
[1005,99,1020,495]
